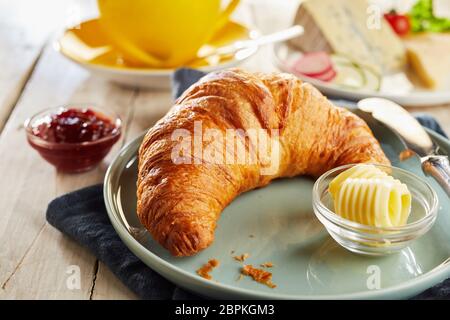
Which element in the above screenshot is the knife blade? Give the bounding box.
[357,97,450,197]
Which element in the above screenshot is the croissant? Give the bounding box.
[137,69,389,256]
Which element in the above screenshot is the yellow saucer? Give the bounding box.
[57,18,256,71]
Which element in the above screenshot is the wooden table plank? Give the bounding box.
[0,46,93,298]
[0,42,138,298]
[0,0,49,131]
[0,0,448,300]
[91,263,137,300]
[0,0,96,132]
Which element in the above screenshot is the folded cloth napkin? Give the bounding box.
[47,68,449,300]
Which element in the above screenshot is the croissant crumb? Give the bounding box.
[233,253,250,262]
[196,259,219,280]
[399,149,415,161]
[260,262,274,268]
[241,264,276,288]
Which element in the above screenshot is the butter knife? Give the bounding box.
[357,97,450,197]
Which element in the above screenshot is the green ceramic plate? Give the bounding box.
[104,111,450,299]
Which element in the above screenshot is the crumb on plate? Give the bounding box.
[233,253,249,262]
[241,264,276,288]
[196,259,219,280]
[260,262,274,268]
[399,149,415,161]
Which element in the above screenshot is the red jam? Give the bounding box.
[27,107,121,173]
[32,109,117,143]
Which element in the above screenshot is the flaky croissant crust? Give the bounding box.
[137,69,389,256]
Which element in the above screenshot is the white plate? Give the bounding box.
[272,42,450,107]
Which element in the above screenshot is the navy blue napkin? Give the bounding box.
[46,68,449,300]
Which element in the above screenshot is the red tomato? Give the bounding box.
[384,13,410,36]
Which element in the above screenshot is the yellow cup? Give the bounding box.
[97,0,240,68]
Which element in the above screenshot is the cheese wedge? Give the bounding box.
[403,33,450,89]
[290,0,406,73]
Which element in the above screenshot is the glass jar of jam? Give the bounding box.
[25,105,122,173]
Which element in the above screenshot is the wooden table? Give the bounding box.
[0,0,448,300]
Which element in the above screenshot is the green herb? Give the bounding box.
[409,0,450,32]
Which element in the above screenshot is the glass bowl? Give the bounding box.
[25,104,122,173]
[312,164,439,256]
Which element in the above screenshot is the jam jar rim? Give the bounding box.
[24,104,122,148]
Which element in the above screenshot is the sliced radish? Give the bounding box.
[300,64,333,78]
[312,67,337,82]
[291,52,333,77]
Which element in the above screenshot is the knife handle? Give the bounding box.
[422,155,450,197]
